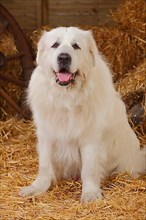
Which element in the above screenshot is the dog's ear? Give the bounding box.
[86,30,98,66]
[36,31,47,65]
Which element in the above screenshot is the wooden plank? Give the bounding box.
[0,0,123,31]
[98,0,122,25]
[42,0,49,25]
[49,0,98,11]
[49,14,99,27]
[36,0,43,28]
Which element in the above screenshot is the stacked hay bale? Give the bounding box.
[111,0,146,145]
[112,0,145,39]
[90,27,145,82]
[115,59,146,97]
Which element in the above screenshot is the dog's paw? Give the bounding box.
[19,185,47,197]
[81,191,103,203]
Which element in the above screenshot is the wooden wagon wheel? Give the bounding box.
[0,3,34,118]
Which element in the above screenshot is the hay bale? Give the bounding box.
[112,0,146,39]
[91,27,145,81]
[115,59,146,97]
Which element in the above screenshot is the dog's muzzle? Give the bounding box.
[54,53,76,86]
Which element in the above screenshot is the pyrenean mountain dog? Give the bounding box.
[20,27,145,202]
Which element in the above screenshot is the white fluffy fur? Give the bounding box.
[20,27,145,202]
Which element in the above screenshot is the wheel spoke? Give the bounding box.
[0,87,23,115]
[0,73,27,87]
[6,52,25,61]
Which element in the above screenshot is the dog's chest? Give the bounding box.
[53,140,81,179]
[48,106,84,140]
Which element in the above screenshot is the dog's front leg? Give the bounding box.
[19,136,54,197]
[80,143,103,203]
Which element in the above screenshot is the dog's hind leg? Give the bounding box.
[115,126,146,177]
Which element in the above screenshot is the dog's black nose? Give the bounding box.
[57,53,71,65]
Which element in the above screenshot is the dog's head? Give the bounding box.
[36,27,98,88]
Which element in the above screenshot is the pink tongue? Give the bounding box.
[56,72,72,82]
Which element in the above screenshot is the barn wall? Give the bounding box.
[0,0,122,32]
[48,0,122,26]
[0,0,38,32]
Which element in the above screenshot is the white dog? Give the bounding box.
[20,27,145,202]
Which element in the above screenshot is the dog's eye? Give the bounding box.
[51,42,60,48]
[72,43,80,50]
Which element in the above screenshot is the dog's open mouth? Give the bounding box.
[54,69,76,86]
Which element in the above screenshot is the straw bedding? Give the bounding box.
[0,0,146,219]
[0,118,146,220]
